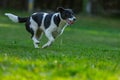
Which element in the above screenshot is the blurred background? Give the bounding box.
[0,0,120,16]
[0,1,120,80]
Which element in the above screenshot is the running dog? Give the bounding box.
[5,7,76,48]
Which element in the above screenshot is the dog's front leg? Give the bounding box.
[42,31,55,48]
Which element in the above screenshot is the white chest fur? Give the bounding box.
[52,20,68,38]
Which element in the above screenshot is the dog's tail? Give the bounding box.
[5,13,28,23]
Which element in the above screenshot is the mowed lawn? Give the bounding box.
[0,11,120,80]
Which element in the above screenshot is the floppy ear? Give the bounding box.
[57,7,64,12]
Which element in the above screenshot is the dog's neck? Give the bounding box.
[56,12,68,28]
[57,12,66,22]
[52,13,68,36]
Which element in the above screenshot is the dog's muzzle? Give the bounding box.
[66,17,76,25]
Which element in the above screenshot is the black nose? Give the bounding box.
[73,18,76,21]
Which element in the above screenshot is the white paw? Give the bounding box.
[35,40,39,44]
[33,42,39,49]
[34,45,39,48]
[32,38,39,43]
[35,47,39,48]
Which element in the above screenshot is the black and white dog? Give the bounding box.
[5,7,76,48]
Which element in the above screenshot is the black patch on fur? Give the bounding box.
[60,9,74,20]
[25,17,34,38]
[32,13,44,27]
[18,17,28,23]
[44,13,54,29]
[54,15,60,27]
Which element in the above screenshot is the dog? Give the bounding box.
[5,7,76,48]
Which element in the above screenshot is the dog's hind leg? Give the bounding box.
[30,25,40,48]
[29,17,42,48]
[25,21,38,48]
[25,19,39,48]
[32,31,40,48]
[32,36,39,48]
[35,29,43,47]
[36,29,43,41]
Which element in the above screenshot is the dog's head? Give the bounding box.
[57,7,76,25]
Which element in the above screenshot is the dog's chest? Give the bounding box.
[52,21,66,37]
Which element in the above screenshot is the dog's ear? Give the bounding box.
[57,7,64,12]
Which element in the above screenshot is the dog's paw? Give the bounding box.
[34,43,40,49]
[35,41,40,44]
[32,38,39,43]
[35,46,40,49]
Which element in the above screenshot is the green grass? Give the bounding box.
[0,11,120,80]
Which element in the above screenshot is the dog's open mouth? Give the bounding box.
[66,19,74,25]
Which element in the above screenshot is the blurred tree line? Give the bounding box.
[84,0,120,15]
[0,0,27,10]
[34,0,82,13]
[0,0,82,13]
[0,0,120,15]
